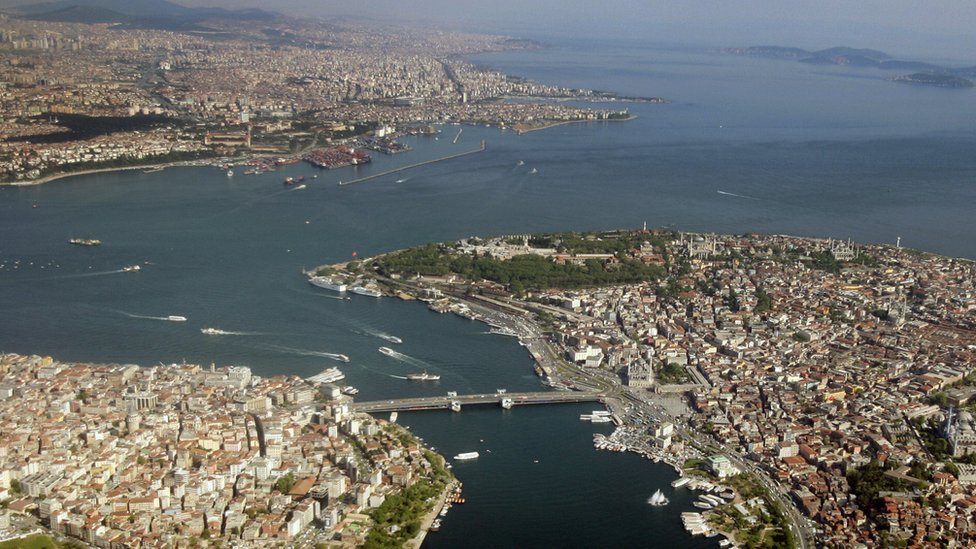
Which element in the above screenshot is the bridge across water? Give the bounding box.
[352,391,604,413]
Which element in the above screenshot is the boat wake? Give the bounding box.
[120,311,180,322]
[716,190,760,201]
[388,374,409,380]
[261,344,350,362]
[395,178,408,183]
[53,268,128,279]
[378,348,431,369]
[353,325,403,344]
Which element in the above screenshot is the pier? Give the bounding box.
[338,140,486,186]
[352,390,603,413]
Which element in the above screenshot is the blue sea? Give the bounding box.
[2,38,976,547]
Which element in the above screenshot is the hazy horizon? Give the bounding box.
[4,0,976,61]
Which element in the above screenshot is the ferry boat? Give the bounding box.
[693,501,713,510]
[122,265,141,273]
[69,238,101,246]
[200,327,229,335]
[671,477,691,488]
[453,451,479,461]
[379,334,403,344]
[647,489,669,506]
[309,276,347,292]
[378,347,396,356]
[335,354,350,363]
[407,371,441,381]
[350,286,382,297]
[590,416,613,423]
[167,315,187,322]
[306,367,345,384]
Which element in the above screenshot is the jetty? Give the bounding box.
[338,140,486,186]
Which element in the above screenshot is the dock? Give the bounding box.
[338,140,486,186]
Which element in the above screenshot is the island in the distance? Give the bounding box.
[310,227,976,548]
[725,45,976,88]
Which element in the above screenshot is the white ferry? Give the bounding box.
[167,315,187,322]
[350,286,382,297]
[453,451,479,461]
[671,477,691,488]
[309,276,347,292]
[378,347,396,356]
[306,367,345,384]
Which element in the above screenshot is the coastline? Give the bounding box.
[0,158,226,187]
[513,114,637,134]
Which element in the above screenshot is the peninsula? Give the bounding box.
[311,228,976,548]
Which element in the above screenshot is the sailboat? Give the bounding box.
[647,489,669,506]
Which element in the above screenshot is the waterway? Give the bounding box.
[3,38,976,547]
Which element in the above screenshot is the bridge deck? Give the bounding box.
[352,391,604,413]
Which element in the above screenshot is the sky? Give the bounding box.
[188,0,976,59]
[6,0,976,60]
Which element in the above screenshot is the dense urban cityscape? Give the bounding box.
[0,13,644,184]
[4,1,976,549]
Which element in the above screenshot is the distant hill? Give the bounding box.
[727,45,975,90]
[8,0,277,28]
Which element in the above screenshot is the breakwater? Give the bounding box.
[338,140,486,186]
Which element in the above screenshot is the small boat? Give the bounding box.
[69,238,101,246]
[693,502,713,510]
[342,386,359,395]
[529,168,537,174]
[226,169,234,177]
[450,401,461,412]
[453,451,479,461]
[407,371,441,381]
[122,265,141,273]
[295,184,306,190]
[647,489,669,506]
[379,334,403,344]
[501,398,513,409]
[389,411,398,423]
[167,315,187,322]
[517,160,524,166]
[336,354,350,363]
[200,327,229,335]
[378,347,395,356]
